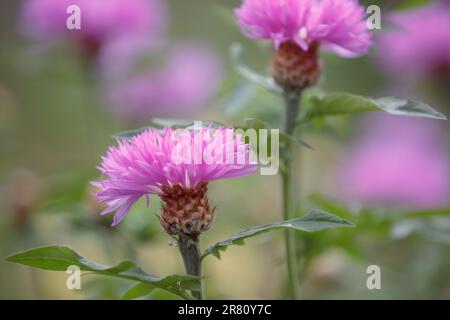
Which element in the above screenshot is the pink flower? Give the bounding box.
[235,0,371,57]
[338,115,450,209]
[93,128,258,229]
[313,0,372,57]
[377,2,450,78]
[20,0,166,55]
[101,42,222,120]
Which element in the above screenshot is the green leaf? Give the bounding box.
[299,92,447,123]
[121,283,155,300]
[230,43,282,95]
[239,118,313,150]
[203,210,354,260]
[112,126,156,140]
[375,97,446,119]
[6,246,197,300]
[149,118,196,129]
[113,119,226,140]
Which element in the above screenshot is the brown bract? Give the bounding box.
[159,182,215,238]
[272,40,321,92]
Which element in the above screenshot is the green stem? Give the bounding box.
[178,234,203,300]
[281,90,301,299]
[283,91,301,134]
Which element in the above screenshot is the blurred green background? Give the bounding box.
[1,0,449,299]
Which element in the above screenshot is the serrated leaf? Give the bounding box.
[202,210,354,260]
[299,92,447,123]
[6,246,197,300]
[230,43,282,95]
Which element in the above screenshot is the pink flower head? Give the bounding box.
[20,0,166,55]
[377,2,450,78]
[235,0,372,57]
[338,115,450,209]
[93,127,258,227]
[101,42,222,120]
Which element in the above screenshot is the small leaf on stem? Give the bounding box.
[203,210,354,260]
[298,92,447,124]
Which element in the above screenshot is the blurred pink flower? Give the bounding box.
[93,128,258,227]
[339,115,450,209]
[102,42,222,120]
[20,0,166,55]
[97,34,163,81]
[377,2,450,78]
[235,0,371,57]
